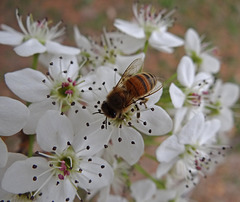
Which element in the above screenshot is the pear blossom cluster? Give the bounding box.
[0,2,239,202]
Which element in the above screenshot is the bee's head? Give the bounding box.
[101,101,117,118]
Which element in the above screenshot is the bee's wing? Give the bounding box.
[144,80,163,98]
[115,58,144,88]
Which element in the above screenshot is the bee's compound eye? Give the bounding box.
[101,101,117,118]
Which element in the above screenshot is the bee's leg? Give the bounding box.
[139,97,149,109]
[135,103,144,120]
[134,104,141,119]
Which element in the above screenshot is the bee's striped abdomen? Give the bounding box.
[125,72,157,97]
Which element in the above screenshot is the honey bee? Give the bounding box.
[101,58,162,119]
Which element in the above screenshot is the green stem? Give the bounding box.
[144,153,158,162]
[143,39,149,55]
[27,54,39,157]
[163,72,177,87]
[140,39,149,72]
[134,163,165,189]
[28,135,35,157]
[32,53,39,70]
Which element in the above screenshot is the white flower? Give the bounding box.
[185,28,220,73]
[5,57,86,134]
[0,9,80,57]
[74,27,145,74]
[169,56,213,119]
[102,195,128,202]
[0,96,29,168]
[2,110,113,201]
[38,53,79,69]
[131,179,157,202]
[68,65,173,165]
[0,138,8,168]
[156,113,228,186]
[114,2,183,53]
[131,178,191,202]
[0,153,30,201]
[204,79,239,132]
[96,144,131,202]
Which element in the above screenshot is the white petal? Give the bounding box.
[173,107,188,133]
[76,156,113,190]
[107,32,145,54]
[199,119,220,145]
[40,177,76,201]
[218,108,234,132]
[178,113,205,145]
[72,118,111,157]
[48,55,79,79]
[46,40,80,55]
[185,28,201,55]
[2,157,50,194]
[131,179,156,201]
[96,186,110,202]
[106,195,128,202]
[115,52,145,75]
[5,68,50,102]
[1,24,21,33]
[210,79,222,103]
[0,152,27,198]
[111,126,144,165]
[201,53,220,73]
[36,110,74,152]
[133,106,173,136]
[68,105,98,134]
[23,99,58,134]
[156,135,184,162]
[0,30,23,45]
[156,159,177,178]
[152,189,177,202]
[177,56,195,87]
[74,26,92,49]
[0,97,29,136]
[150,44,174,53]
[145,84,163,106]
[0,138,8,167]
[169,83,185,108]
[114,19,145,39]
[149,31,184,48]
[194,72,213,87]
[221,83,239,107]
[14,38,46,57]
[90,66,121,93]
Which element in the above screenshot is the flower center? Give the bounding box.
[186,92,202,107]
[49,77,80,111]
[52,147,79,180]
[103,48,117,64]
[184,80,210,107]
[181,143,230,186]
[57,78,76,98]
[16,10,65,45]
[134,3,175,39]
[58,160,71,180]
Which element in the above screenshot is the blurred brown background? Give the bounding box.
[0,0,240,201]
